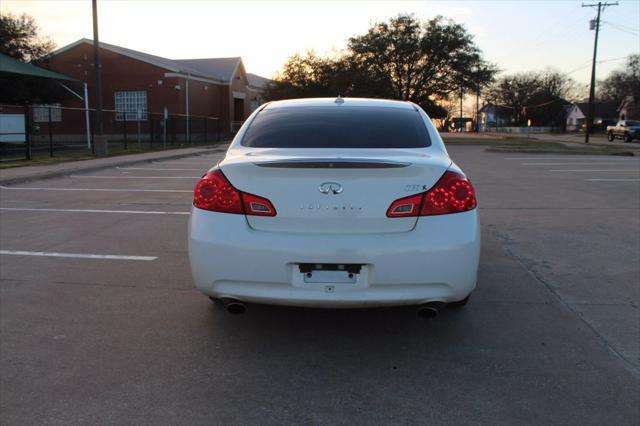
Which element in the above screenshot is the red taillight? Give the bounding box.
[193,169,276,216]
[421,171,477,215]
[386,193,423,217]
[241,192,276,216]
[386,170,477,218]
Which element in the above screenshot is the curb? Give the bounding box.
[0,145,228,186]
[485,148,636,156]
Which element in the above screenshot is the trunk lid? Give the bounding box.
[221,148,451,234]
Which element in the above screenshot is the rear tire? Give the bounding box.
[624,133,632,143]
[607,132,615,141]
[448,295,470,308]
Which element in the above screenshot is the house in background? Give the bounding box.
[45,39,270,135]
[618,96,639,120]
[565,101,618,132]
[478,104,517,131]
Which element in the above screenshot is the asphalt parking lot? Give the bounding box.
[1,145,639,425]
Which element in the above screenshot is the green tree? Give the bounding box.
[264,15,496,119]
[0,13,54,62]
[0,13,64,104]
[348,15,494,102]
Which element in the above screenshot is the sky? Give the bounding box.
[2,0,639,91]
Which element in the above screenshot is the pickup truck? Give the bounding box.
[607,120,640,142]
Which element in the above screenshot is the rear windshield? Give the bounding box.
[241,106,431,148]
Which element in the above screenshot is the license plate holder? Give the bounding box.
[299,264,361,284]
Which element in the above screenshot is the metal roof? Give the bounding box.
[174,57,241,82]
[247,73,271,89]
[51,39,258,84]
[0,53,77,81]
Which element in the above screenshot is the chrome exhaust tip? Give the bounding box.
[221,298,246,314]
[417,304,439,319]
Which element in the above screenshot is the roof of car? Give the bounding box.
[264,97,416,110]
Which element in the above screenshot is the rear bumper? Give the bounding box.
[188,208,481,308]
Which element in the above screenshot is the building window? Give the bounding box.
[115,91,147,121]
[33,104,62,122]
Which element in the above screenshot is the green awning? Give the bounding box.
[0,53,77,81]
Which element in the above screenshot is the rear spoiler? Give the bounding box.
[253,159,411,169]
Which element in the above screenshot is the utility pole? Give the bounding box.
[475,81,480,132]
[92,0,103,136]
[581,1,618,143]
[459,87,464,132]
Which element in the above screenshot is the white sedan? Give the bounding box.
[188,98,480,316]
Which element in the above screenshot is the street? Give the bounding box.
[1,145,639,425]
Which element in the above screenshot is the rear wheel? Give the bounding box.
[607,132,615,141]
[624,133,632,143]
[448,295,470,308]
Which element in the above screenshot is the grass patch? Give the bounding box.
[0,140,228,169]
[443,136,637,156]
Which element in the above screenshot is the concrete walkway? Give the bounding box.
[0,144,229,185]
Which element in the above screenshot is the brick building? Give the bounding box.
[46,39,269,135]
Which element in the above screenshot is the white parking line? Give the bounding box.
[0,186,191,193]
[505,157,638,161]
[522,162,639,166]
[117,167,206,171]
[70,175,199,179]
[0,207,189,215]
[152,161,216,165]
[0,250,157,261]
[585,178,640,182]
[548,169,640,172]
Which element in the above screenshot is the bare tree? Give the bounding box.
[598,54,640,105]
[486,70,575,126]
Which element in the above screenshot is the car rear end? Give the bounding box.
[188,98,480,308]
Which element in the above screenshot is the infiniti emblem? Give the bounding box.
[318,182,343,194]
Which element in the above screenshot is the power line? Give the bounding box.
[600,19,640,34]
[490,4,588,64]
[601,22,640,37]
[563,55,628,76]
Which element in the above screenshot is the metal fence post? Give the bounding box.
[149,114,153,149]
[24,105,31,160]
[123,116,128,150]
[163,108,167,150]
[184,116,188,144]
[204,117,207,142]
[136,109,141,151]
[90,110,95,155]
[172,117,176,144]
[48,106,54,157]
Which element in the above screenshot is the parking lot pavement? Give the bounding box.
[1,147,639,425]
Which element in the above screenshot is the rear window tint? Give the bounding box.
[241,106,431,148]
